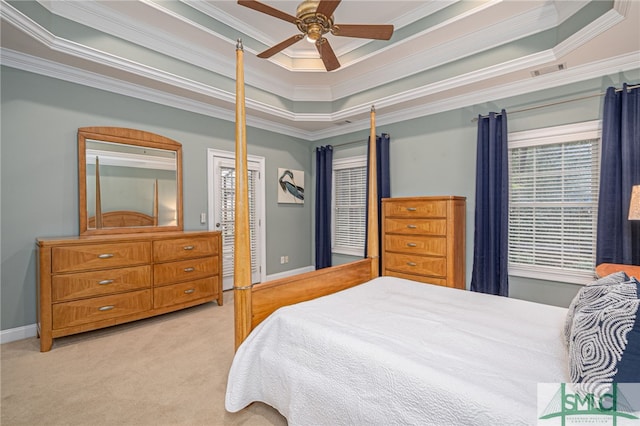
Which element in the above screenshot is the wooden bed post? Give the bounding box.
[367,106,379,278]
[153,179,159,226]
[233,39,253,350]
[231,58,380,349]
[95,157,103,229]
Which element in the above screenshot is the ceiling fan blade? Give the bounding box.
[316,38,340,71]
[257,34,304,58]
[332,24,394,40]
[237,0,297,24]
[316,0,341,18]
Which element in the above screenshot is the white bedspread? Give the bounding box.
[225,276,569,425]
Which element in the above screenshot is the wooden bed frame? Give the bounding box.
[88,210,157,228]
[233,41,380,349]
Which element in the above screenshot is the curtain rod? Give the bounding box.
[331,139,366,148]
[327,132,391,149]
[472,83,640,122]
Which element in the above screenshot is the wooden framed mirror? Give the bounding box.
[78,127,183,235]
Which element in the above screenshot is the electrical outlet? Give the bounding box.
[284,256,289,263]
[280,256,285,264]
[200,212,206,224]
[280,256,289,264]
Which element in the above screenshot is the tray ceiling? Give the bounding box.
[1,0,639,140]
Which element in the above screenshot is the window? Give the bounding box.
[508,121,601,284]
[332,156,367,256]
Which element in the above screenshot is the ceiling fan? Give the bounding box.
[237,0,394,71]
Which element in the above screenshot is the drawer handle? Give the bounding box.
[98,279,114,285]
[98,305,115,311]
[183,245,195,250]
[407,224,417,229]
[407,262,417,267]
[184,267,195,272]
[184,288,195,294]
[98,253,114,259]
[406,207,417,211]
[406,243,417,247]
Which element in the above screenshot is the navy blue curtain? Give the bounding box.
[315,145,333,269]
[364,133,391,274]
[596,83,640,265]
[471,110,509,296]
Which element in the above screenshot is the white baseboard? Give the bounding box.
[1,323,37,344]
[2,265,316,345]
[265,265,315,281]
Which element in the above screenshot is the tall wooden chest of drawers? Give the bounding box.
[382,196,466,289]
[37,231,222,351]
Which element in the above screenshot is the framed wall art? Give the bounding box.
[278,168,304,204]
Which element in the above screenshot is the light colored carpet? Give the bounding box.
[1,291,287,426]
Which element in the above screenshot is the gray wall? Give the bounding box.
[313,70,640,308]
[2,64,639,332]
[1,67,312,331]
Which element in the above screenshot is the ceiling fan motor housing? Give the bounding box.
[296,0,333,42]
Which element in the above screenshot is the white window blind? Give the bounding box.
[508,121,601,284]
[218,166,259,279]
[332,156,367,256]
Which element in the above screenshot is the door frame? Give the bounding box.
[207,148,267,287]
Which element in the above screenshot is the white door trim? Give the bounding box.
[207,148,266,288]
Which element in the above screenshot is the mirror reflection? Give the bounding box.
[86,140,178,229]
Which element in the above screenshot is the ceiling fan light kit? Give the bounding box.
[238,0,394,71]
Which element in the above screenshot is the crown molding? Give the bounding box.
[182,0,274,51]
[614,0,632,16]
[35,0,299,100]
[3,44,637,141]
[232,0,563,96]
[553,7,626,59]
[326,0,585,101]
[28,0,606,104]
[3,1,638,141]
[324,48,559,125]
[191,0,456,59]
[0,47,314,140]
[1,0,55,46]
[307,51,640,140]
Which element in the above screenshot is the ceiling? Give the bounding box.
[1,0,639,140]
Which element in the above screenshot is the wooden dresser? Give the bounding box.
[382,196,466,289]
[36,231,222,352]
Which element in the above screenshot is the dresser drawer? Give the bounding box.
[384,253,446,277]
[52,289,151,329]
[154,257,218,286]
[384,235,446,256]
[384,218,446,236]
[384,200,447,218]
[153,236,217,262]
[153,277,216,309]
[52,242,151,273]
[52,265,151,302]
[384,270,448,287]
